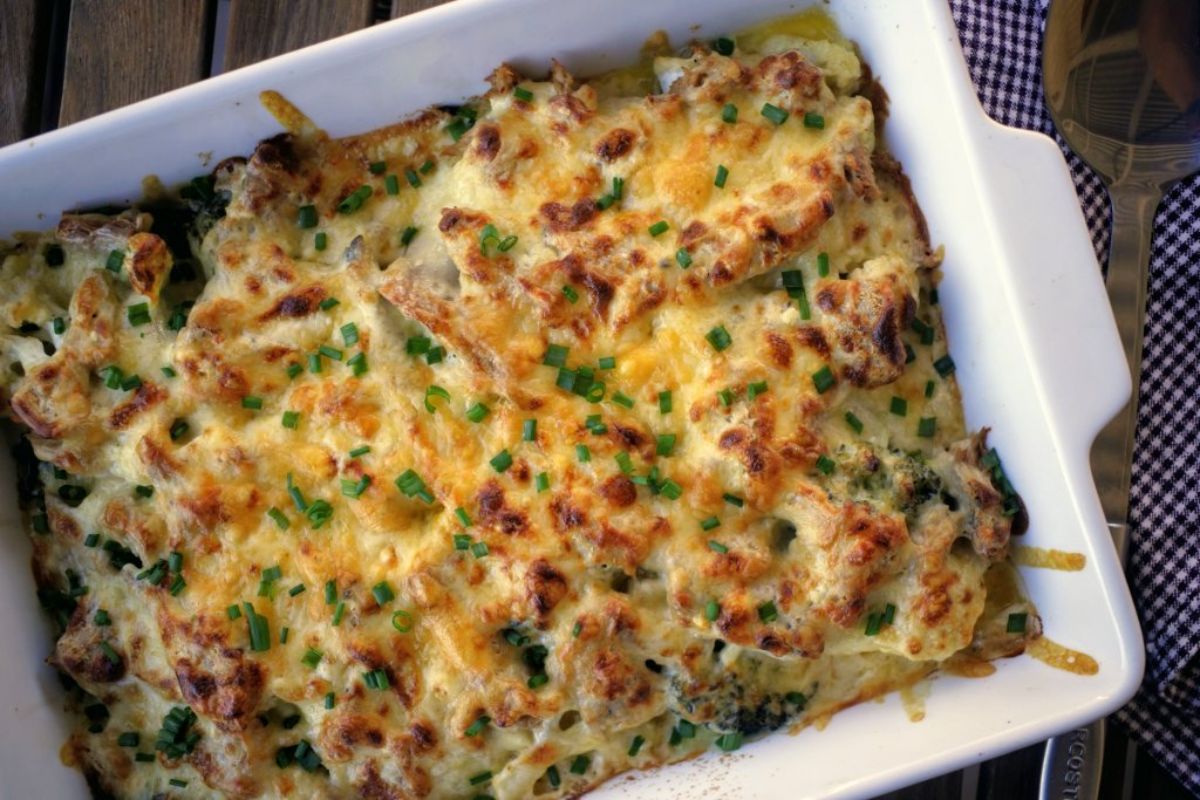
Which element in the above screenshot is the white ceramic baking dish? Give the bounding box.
[0,0,1143,797]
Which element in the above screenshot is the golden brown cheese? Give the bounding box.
[0,12,1038,799]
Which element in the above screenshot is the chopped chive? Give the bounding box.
[324,692,336,709]
[844,411,864,434]
[84,533,101,547]
[712,36,735,55]
[522,419,537,441]
[98,641,121,665]
[705,598,720,621]
[598,356,616,370]
[227,605,242,620]
[721,103,738,123]
[700,516,721,532]
[241,395,263,410]
[933,354,956,377]
[117,731,139,747]
[535,472,550,492]
[714,164,729,188]
[883,603,897,624]
[761,103,789,125]
[489,449,512,473]
[318,345,343,361]
[307,353,322,374]
[385,174,400,195]
[369,160,387,175]
[455,507,472,527]
[811,365,835,394]
[347,352,369,376]
[675,248,692,268]
[570,755,590,774]
[513,86,534,102]
[471,541,489,558]
[715,732,743,751]
[706,325,732,352]
[890,396,908,417]
[816,252,830,277]
[543,343,569,367]
[341,322,359,346]
[527,673,549,689]
[611,391,634,409]
[424,384,450,413]
[917,417,937,438]
[332,601,346,626]
[1007,612,1028,633]
[747,380,769,401]
[349,445,371,458]
[629,734,646,756]
[656,433,677,456]
[341,475,371,498]
[282,411,300,429]
[286,363,302,379]
[660,479,683,500]
[547,764,561,788]
[319,297,340,311]
[562,285,579,303]
[576,444,591,463]
[161,365,177,378]
[324,580,336,604]
[648,220,669,237]
[864,612,883,636]
[615,451,634,474]
[420,159,434,174]
[466,715,491,737]
[405,168,421,188]
[803,111,825,129]
[453,533,471,551]
[134,484,154,499]
[717,388,734,407]
[659,390,672,413]
[168,551,183,572]
[371,581,395,605]
[425,345,444,364]
[925,380,936,399]
[169,419,189,441]
[52,316,66,334]
[469,770,493,786]
[466,402,490,423]
[758,600,779,623]
[572,621,582,637]
[126,303,151,326]
[297,205,318,228]
[279,626,289,644]
[288,583,306,597]
[337,184,373,213]
[815,454,836,475]
[301,648,323,668]
[722,493,743,507]
[105,250,124,273]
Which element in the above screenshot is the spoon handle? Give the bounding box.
[1091,184,1162,534]
[1038,183,1162,800]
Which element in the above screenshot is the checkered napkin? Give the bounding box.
[949,0,1200,793]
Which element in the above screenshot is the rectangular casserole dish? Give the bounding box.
[0,0,1144,797]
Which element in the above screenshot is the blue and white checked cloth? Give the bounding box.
[950,0,1200,794]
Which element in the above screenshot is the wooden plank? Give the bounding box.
[59,0,213,126]
[875,771,963,800]
[0,0,44,145]
[391,0,451,18]
[223,0,374,71]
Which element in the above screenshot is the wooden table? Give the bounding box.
[1,1,1191,798]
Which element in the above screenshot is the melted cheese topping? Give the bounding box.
[0,14,1041,799]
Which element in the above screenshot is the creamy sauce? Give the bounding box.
[1012,546,1086,571]
[899,680,930,722]
[942,653,998,678]
[1028,637,1100,675]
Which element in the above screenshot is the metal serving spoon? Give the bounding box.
[1039,0,1200,798]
